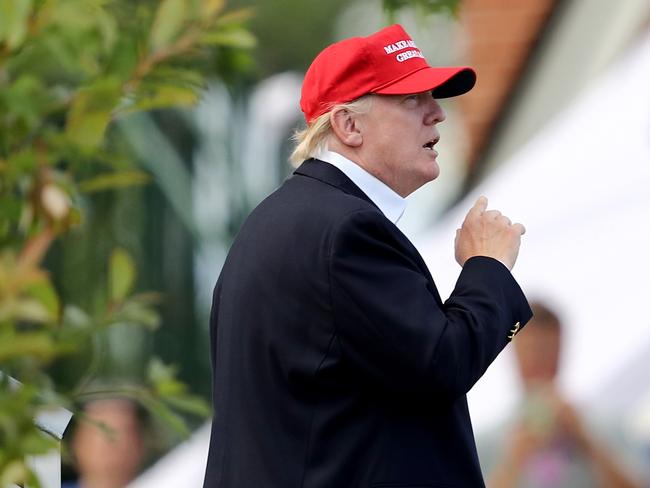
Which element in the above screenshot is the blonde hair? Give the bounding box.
[290,96,374,167]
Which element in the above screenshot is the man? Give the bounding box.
[485,302,644,488]
[63,398,147,488]
[203,24,532,487]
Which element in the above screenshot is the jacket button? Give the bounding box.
[507,321,521,341]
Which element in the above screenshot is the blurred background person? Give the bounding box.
[63,398,147,488]
[482,301,645,488]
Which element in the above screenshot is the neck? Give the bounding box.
[326,143,406,197]
[80,475,132,488]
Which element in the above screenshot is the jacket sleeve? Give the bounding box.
[328,209,532,401]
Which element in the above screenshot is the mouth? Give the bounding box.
[422,137,439,150]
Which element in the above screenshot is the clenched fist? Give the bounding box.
[455,196,525,270]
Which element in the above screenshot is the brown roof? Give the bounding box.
[458,0,559,169]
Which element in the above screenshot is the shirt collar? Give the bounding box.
[315,149,406,224]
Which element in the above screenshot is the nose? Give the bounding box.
[425,97,446,125]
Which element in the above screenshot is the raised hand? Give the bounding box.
[454,196,526,270]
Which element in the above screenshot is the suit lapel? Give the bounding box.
[294,158,444,308]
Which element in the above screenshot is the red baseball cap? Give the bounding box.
[300,24,476,122]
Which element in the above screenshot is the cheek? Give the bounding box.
[366,131,401,162]
[384,129,418,157]
[516,344,559,379]
[363,118,421,167]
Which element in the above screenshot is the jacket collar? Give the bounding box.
[293,159,379,211]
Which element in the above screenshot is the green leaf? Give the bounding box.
[382,0,459,18]
[214,7,254,27]
[19,429,57,454]
[0,332,58,362]
[25,281,60,323]
[50,0,96,28]
[202,0,226,18]
[140,66,204,88]
[0,0,33,50]
[140,395,190,437]
[8,147,37,176]
[62,305,92,329]
[147,358,188,396]
[147,357,177,385]
[109,248,136,303]
[155,377,186,396]
[16,299,52,323]
[0,298,51,324]
[0,198,22,231]
[2,76,51,134]
[150,0,188,51]
[201,27,256,49]
[94,4,119,53]
[78,170,152,193]
[124,84,199,114]
[105,35,140,81]
[66,109,111,150]
[65,79,123,150]
[113,300,160,329]
[0,459,28,487]
[49,1,120,53]
[163,393,210,417]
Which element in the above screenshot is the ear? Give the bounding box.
[329,107,363,147]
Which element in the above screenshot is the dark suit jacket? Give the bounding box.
[203,159,532,488]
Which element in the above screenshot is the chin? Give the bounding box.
[426,161,441,181]
[409,172,439,195]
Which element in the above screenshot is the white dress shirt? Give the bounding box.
[314,149,406,224]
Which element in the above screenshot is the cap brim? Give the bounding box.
[373,66,476,99]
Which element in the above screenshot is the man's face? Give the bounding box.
[514,322,561,389]
[72,399,144,484]
[354,92,446,197]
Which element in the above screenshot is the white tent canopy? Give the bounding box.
[128,423,210,488]
[416,30,650,433]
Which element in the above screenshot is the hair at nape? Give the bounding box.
[290,96,374,166]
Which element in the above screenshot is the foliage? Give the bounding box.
[382,0,460,22]
[224,0,461,82]
[0,0,252,485]
[226,0,351,79]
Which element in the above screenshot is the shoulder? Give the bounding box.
[331,207,402,244]
[283,172,376,213]
[329,207,424,277]
[254,174,382,229]
[227,174,385,258]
